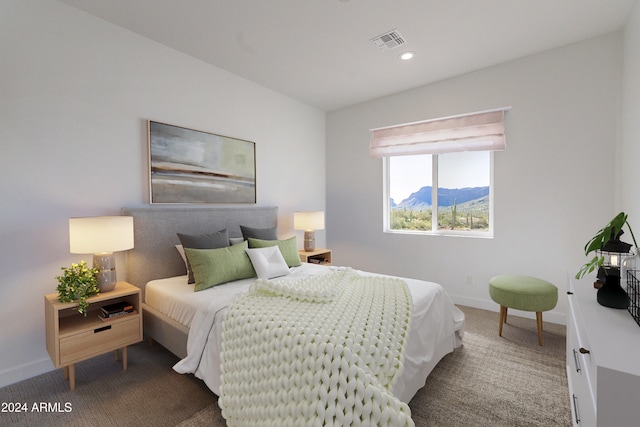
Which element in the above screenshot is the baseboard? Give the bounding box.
[0,357,54,389]
[450,294,567,326]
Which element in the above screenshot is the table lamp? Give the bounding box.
[69,216,134,292]
[595,229,632,309]
[294,211,324,252]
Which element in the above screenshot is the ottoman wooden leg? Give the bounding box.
[499,305,507,336]
[536,311,543,346]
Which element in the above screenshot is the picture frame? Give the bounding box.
[148,121,256,204]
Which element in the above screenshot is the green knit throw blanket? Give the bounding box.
[219,268,414,427]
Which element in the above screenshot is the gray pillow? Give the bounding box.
[240,225,278,240]
[178,229,229,284]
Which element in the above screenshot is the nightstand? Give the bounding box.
[44,281,142,390]
[299,248,332,265]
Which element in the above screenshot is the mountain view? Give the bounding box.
[390,186,490,231]
[391,186,489,209]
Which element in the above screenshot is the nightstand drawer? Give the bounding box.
[59,317,141,365]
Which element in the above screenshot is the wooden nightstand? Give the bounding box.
[299,249,332,265]
[44,281,142,390]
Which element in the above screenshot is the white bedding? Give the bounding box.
[145,274,255,328]
[147,263,464,403]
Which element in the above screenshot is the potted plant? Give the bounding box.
[576,212,638,279]
[55,260,100,316]
[576,212,638,308]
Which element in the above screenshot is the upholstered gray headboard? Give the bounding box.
[121,205,278,296]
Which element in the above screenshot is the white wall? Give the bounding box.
[326,33,623,324]
[0,0,325,387]
[622,1,640,220]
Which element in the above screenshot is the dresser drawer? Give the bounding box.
[59,317,141,365]
[567,290,596,426]
[567,345,596,425]
[567,275,640,426]
[567,293,596,405]
[567,365,595,427]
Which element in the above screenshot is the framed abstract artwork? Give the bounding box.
[148,121,256,204]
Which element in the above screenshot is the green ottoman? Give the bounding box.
[489,275,558,346]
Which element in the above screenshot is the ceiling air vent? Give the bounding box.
[371,29,406,52]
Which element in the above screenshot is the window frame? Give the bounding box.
[383,151,495,238]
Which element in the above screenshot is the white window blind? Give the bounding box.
[370,107,509,158]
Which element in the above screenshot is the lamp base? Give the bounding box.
[597,280,628,309]
[303,230,316,252]
[93,253,117,292]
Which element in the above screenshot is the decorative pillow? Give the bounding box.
[175,244,187,269]
[184,241,256,292]
[247,236,302,268]
[240,225,278,240]
[229,237,245,245]
[178,229,230,284]
[245,246,291,279]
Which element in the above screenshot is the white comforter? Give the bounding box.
[173,263,464,403]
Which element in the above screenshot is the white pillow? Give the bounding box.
[245,246,290,279]
[175,244,192,283]
[176,244,187,270]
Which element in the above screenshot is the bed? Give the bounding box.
[122,205,464,425]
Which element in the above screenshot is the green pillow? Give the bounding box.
[247,236,302,267]
[184,241,256,292]
[177,229,230,284]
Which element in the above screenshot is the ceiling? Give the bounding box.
[58,0,637,112]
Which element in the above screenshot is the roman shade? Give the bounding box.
[369,108,509,157]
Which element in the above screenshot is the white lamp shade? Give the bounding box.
[294,211,325,231]
[69,216,134,254]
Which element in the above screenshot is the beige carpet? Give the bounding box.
[0,305,570,426]
[0,340,215,427]
[178,305,571,427]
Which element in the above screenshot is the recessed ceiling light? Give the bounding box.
[400,51,415,61]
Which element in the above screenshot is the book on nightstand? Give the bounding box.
[100,301,134,319]
[98,309,137,322]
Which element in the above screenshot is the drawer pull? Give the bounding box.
[94,325,112,333]
[579,347,590,355]
[567,291,574,295]
[572,349,581,373]
[572,394,581,424]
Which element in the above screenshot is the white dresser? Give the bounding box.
[566,274,640,426]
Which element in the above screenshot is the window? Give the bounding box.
[384,151,493,236]
[371,108,508,237]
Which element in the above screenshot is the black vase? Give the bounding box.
[597,275,629,309]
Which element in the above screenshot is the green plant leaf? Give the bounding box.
[584,212,627,255]
[577,211,640,280]
[575,255,603,279]
[55,260,99,316]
